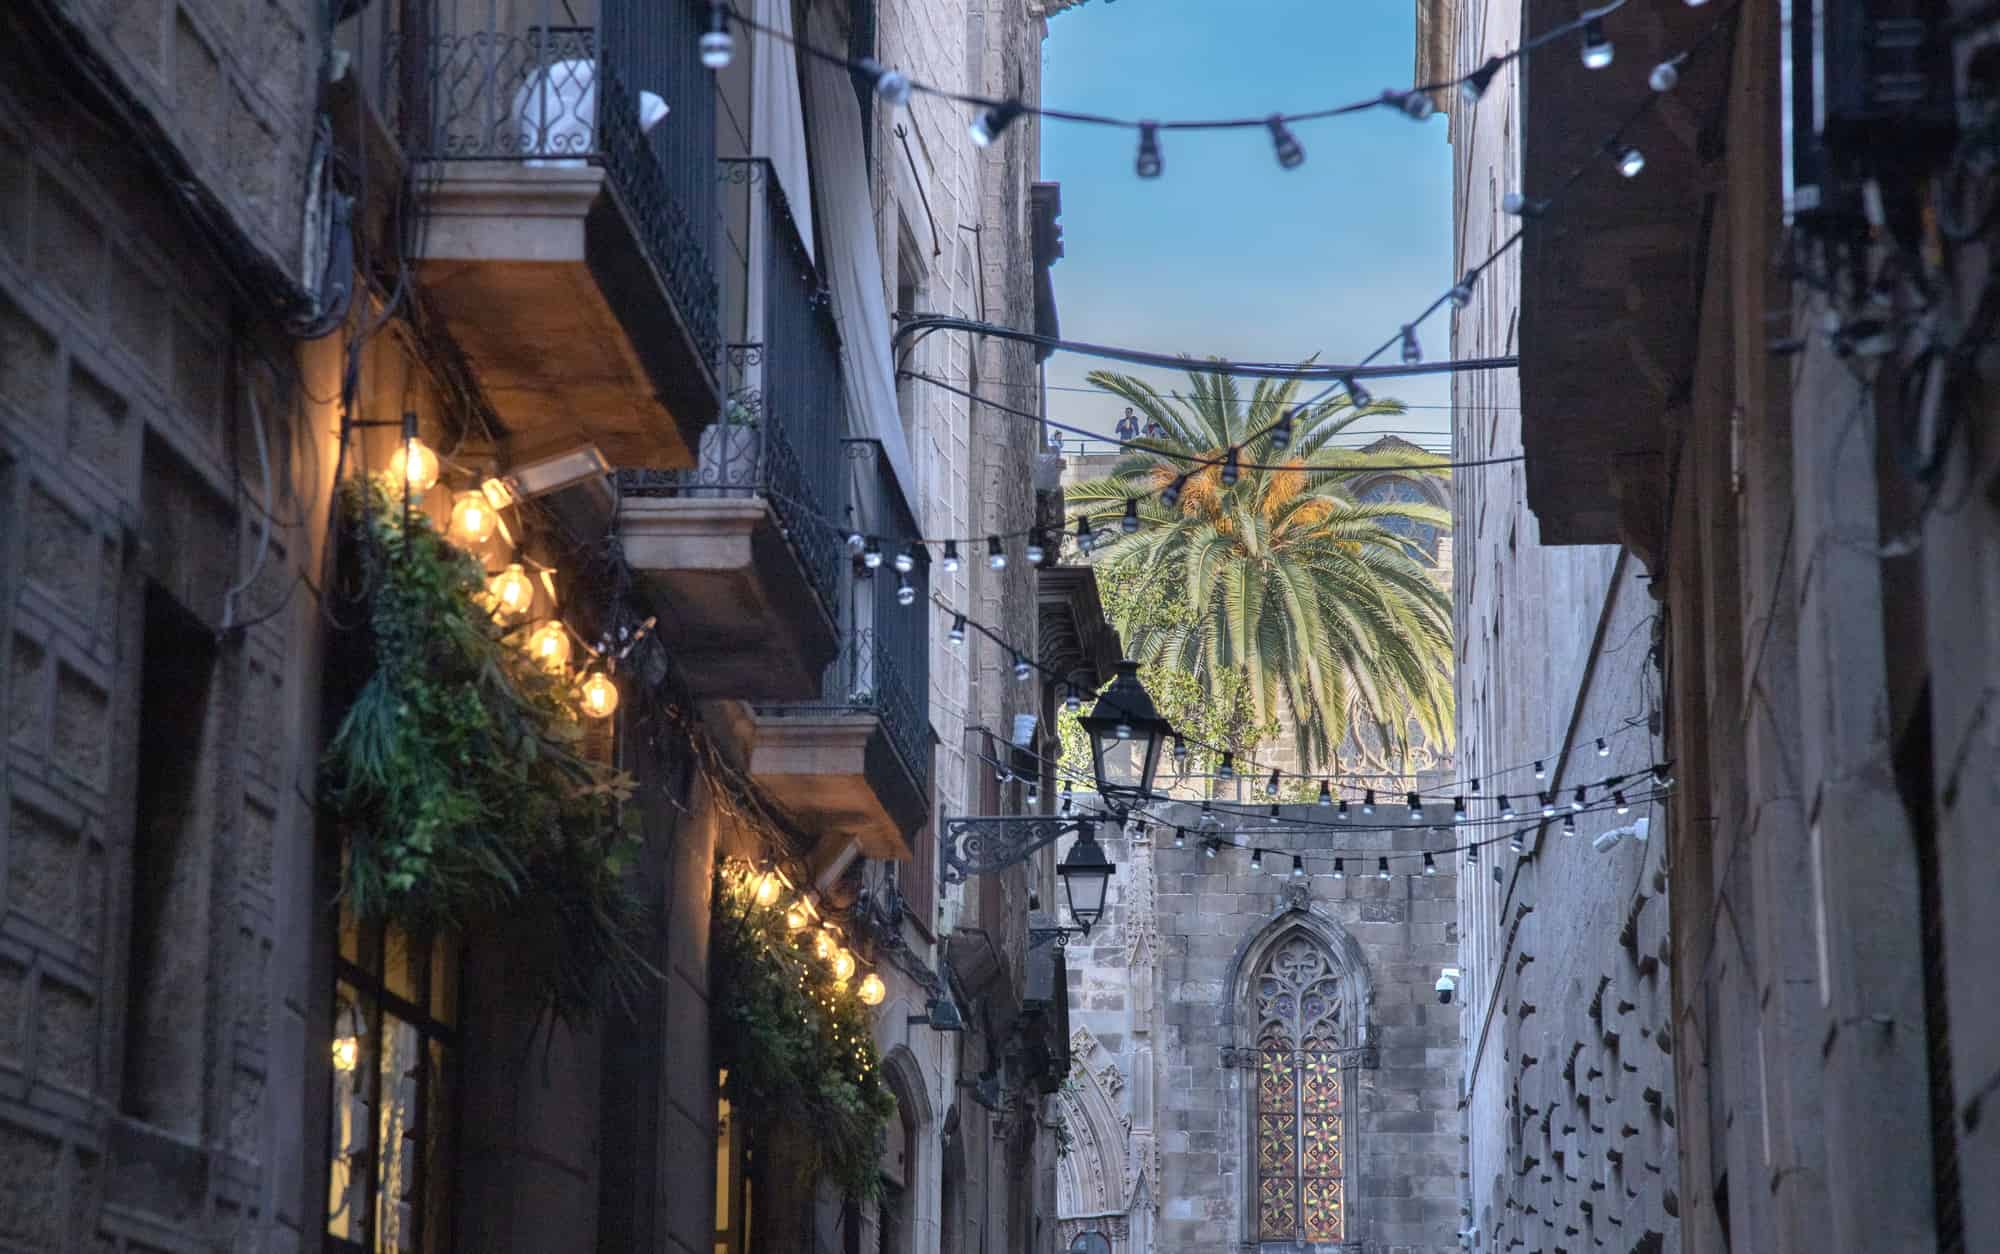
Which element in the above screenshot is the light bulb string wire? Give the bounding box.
[965,695,1663,817]
[716,0,1626,133]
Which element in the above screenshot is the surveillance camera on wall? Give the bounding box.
[1436,968,1460,1004]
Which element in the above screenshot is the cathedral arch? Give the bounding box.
[1055,1029,1132,1252]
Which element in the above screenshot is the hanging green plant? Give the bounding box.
[320,475,652,1024]
[710,865,896,1198]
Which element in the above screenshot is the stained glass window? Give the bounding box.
[1254,935,1345,1244]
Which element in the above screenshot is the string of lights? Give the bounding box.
[937,590,1670,811]
[699,0,1632,167]
[808,4,1740,567]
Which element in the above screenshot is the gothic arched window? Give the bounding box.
[1254,935,1346,1244]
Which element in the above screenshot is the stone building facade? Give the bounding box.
[0,0,1080,1251]
[1057,803,1463,1253]
[1424,0,2000,1250]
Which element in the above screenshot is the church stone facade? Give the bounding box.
[1057,803,1463,1253]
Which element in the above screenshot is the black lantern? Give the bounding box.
[1057,822,1113,934]
[1077,660,1170,811]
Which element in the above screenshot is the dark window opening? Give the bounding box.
[123,585,219,1132]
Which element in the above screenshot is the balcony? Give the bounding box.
[342,0,722,468]
[746,441,934,859]
[618,163,847,700]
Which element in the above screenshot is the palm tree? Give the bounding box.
[1064,365,1453,773]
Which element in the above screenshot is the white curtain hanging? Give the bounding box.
[750,0,813,263]
[799,20,920,519]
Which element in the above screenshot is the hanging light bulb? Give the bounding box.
[1266,114,1305,168]
[894,545,917,574]
[1337,797,1350,821]
[1292,854,1306,878]
[754,872,782,907]
[1449,272,1476,308]
[857,972,887,1006]
[949,613,967,645]
[1467,844,1480,864]
[1025,529,1047,565]
[1653,764,1675,787]
[1161,474,1187,507]
[1266,769,1282,799]
[700,2,734,69]
[1377,857,1392,881]
[813,930,836,962]
[1060,781,1074,815]
[1220,447,1241,487]
[1249,848,1264,871]
[1499,794,1516,820]
[1172,735,1189,767]
[1203,840,1219,860]
[1122,497,1141,533]
[1460,54,1503,103]
[1135,122,1163,178]
[1173,827,1187,848]
[1572,786,1587,812]
[1453,795,1467,822]
[1580,18,1613,68]
[832,948,858,982]
[1394,88,1436,120]
[1509,832,1526,855]
[1343,376,1372,408]
[1317,781,1333,807]
[527,621,571,672]
[1400,324,1422,365]
[1540,792,1556,817]
[940,539,961,572]
[1333,857,1346,880]
[1595,737,1611,758]
[860,58,913,107]
[1650,59,1681,92]
[1064,685,1083,715]
[389,434,441,497]
[987,535,1007,569]
[1423,852,1438,876]
[862,539,883,570]
[845,527,866,555]
[1075,514,1095,553]
[1613,791,1631,815]
[1012,652,1032,681]
[580,669,619,719]
[1562,813,1578,835]
[896,574,916,606]
[785,902,811,931]
[1407,792,1424,821]
[1502,191,1543,217]
[1217,753,1235,780]
[1266,803,1281,824]
[1363,789,1376,815]
[1026,781,1040,807]
[1271,408,1296,451]
[1616,147,1646,178]
[1534,760,1547,780]
[969,100,1025,147]
[449,491,497,546]
[489,563,535,620]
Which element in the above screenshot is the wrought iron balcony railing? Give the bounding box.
[341,0,721,366]
[617,159,847,621]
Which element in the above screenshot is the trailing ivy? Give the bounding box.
[320,476,651,1024]
[710,868,896,1198]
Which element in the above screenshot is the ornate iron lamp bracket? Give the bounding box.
[941,815,1096,884]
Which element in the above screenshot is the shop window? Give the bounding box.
[326,899,458,1254]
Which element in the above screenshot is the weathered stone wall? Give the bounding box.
[1063,805,1463,1253]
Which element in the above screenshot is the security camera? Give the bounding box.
[1436,968,1460,1004]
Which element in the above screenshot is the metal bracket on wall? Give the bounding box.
[940,814,1097,883]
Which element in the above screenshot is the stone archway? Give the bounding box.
[1055,1027,1133,1252]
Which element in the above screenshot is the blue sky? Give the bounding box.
[1038,0,1453,453]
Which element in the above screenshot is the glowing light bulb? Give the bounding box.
[1580,18,1613,69]
[450,491,497,546]
[832,948,857,982]
[814,931,836,962]
[1617,147,1646,178]
[527,621,572,671]
[489,563,535,620]
[580,669,619,719]
[389,438,441,496]
[857,973,887,1005]
[754,873,782,908]
[332,1037,359,1072]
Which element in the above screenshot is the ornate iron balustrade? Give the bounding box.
[344,0,721,366]
[617,162,849,619]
